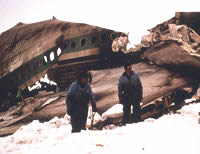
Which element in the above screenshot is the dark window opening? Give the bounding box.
[62,43,67,50]
[121,33,127,37]
[71,42,76,48]
[81,39,86,46]
[110,33,116,40]
[91,36,97,44]
[101,34,107,42]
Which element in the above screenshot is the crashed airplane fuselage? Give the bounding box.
[0,19,125,104]
[1,12,200,135]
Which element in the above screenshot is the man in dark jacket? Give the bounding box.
[118,63,143,125]
[66,71,97,133]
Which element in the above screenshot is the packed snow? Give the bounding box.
[0,102,200,154]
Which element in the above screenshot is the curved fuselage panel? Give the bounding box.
[0,19,123,101]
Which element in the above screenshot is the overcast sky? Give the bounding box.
[0,0,199,44]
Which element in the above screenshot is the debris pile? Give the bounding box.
[1,12,200,136]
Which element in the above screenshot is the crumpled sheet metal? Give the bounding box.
[141,24,200,57]
[112,33,130,53]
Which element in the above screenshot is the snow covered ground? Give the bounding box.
[0,102,200,154]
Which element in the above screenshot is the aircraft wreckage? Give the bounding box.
[1,12,200,136]
[0,18,127,105]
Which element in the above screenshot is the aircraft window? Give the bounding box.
[101,34,107,42]
[91,36,96,44]
[81,39,86,46]
[110,33,116,40]
[71,42,76,48]
[57,48,62,56]
[50,52,55,61]
[62,43,67,50]
[44,56,48,63]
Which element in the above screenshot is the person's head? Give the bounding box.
[124,63,132,76]
[79,71,89,84]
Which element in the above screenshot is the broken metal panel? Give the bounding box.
[111,33,129,53]
[147,12,200,36]
[143,40,200,68]
[139,13,200,71]
[150,16,177,33]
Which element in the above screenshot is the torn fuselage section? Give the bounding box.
[135,12,200,77]
[47,31,128,91]
[0,19,127,108]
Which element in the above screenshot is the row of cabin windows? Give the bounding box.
[63,33,113,50]
[43,48,62,64]
[42,33,112,65]
[16,48,62,80]
[16,33,118,80]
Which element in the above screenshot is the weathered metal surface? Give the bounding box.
[139,13,200,77]
[0,62,198,136]
[143,40,200,68]
[0,19,124,103]
[1,12,200,135]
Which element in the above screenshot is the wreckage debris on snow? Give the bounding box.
[1,12,200,136]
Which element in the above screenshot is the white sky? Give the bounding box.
[0,0,199,44]
[0,101,200,154]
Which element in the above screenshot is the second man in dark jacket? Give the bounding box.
[118,63,143,125]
